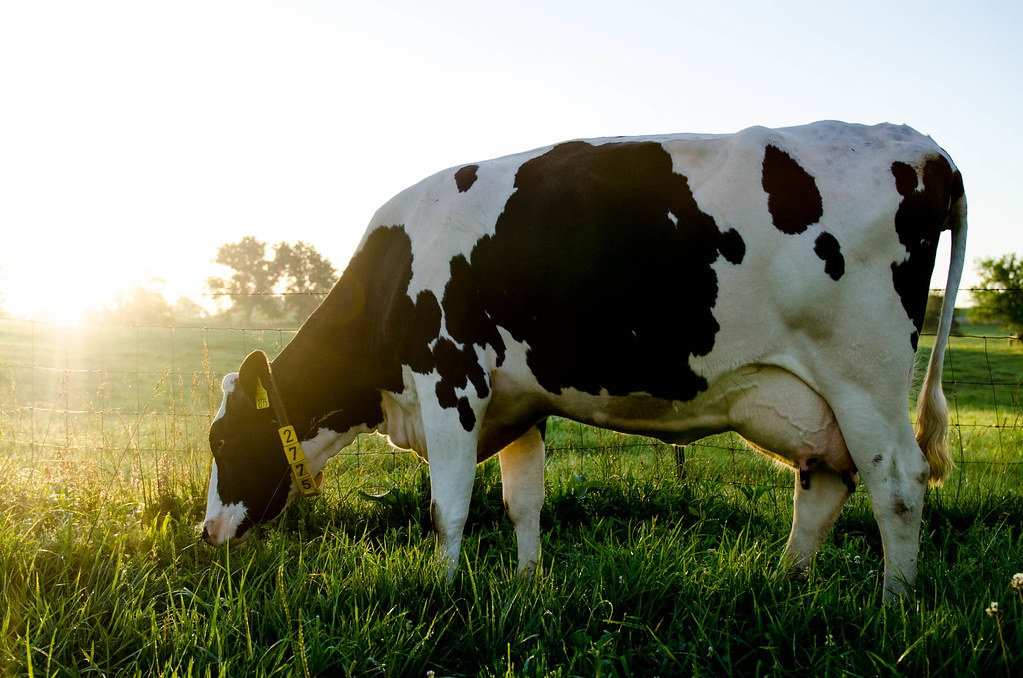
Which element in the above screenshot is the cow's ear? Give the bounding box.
[237,350,272,409]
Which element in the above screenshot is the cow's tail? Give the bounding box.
[916,187,967,486]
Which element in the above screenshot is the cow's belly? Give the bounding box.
[488,362,853,474]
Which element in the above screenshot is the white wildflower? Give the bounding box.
[1011,573,1023,590]
[986,601,1000,617]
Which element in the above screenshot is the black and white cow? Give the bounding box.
[203,121,966,602]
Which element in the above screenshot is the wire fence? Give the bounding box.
[0,291,1020,498]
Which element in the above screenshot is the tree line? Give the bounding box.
[2,245,1022,337]
[79,237,337,327]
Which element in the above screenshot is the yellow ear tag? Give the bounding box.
[255,379,270,410]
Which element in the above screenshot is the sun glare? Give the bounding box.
[5,275,97,326]
[2,240,148,325]
[2,237,217,326]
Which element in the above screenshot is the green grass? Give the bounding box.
[1,318,1022,676]
[3,449,1023,676]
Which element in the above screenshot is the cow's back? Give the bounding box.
[362,121,960,417]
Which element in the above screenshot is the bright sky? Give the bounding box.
[1,0,1020,322]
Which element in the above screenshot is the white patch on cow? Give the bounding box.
[292,426,361,486]
[380,366,428,455]
[366,149,536,300]
[667,211,678,226]
[214,373,239,423]
[202,459,249,546]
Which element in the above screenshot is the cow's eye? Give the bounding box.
[211,439,226,455]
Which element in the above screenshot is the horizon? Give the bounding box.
[2,1,1020,323]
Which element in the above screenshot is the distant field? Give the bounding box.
[0,316,1019,509]
[1,317,1021,676]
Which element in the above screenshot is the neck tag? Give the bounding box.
[279,425,320,496]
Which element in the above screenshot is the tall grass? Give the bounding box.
[1,318,1021,676]
[3,445,1023,676]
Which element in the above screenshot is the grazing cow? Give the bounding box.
[202,121,966,602]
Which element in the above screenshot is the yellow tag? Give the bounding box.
[255,379,270,410]
[278,425,299,447]
[279,425,320,496]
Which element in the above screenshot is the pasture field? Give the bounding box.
[1,318,1022,676]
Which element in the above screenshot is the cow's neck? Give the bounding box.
[267,285,394,473]
[270,337,380,459]
[265,355,374,479]
[265,225,427,472]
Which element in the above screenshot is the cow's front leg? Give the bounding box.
[781,467,855,579]
[498,424,545,575]
[416,369,492,579]
[426,442,478,579]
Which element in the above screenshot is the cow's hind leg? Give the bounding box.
[781,467,856,579]
[498,423,546,575]
[853,424,928,602]
[827,392,930,602]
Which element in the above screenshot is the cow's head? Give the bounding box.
[201,350,295,546]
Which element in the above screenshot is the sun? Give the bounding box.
[1,244,139,325]
[4,273,99,326]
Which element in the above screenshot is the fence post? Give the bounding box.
[674,445,685,480]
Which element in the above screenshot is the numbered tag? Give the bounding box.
[255,379,270,410]
[278,425,319,496]
[279,426,302,462]
[278,425,298,446]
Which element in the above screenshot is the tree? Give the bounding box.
[206,237,336,324]
[968,253,1023,339]
[206,237,280,324]
[97,285,175,326]
[82,280,208,326]
[271,241,337,320]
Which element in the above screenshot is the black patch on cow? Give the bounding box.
[432,336,490,431]
[455,164,479,193]
[813,232,845,280]
[951,169,965,204]
[889,156,957,350]
[719,228,746,265]
[273,225,442,438]
[761,144,823,235]
[441,140,741,404]
[456,399,476,431]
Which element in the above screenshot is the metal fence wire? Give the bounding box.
[0,290,1020,495]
